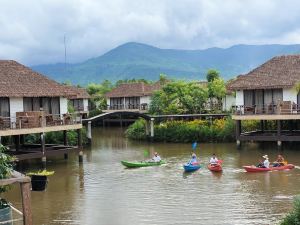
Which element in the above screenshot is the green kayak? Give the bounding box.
[121,160,166,168]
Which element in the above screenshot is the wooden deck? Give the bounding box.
[0,123,82,137]
[233,114,300,120]
[9,144,80,161]
[238,130,300,142]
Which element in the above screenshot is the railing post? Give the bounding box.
[150,118,154,141]
[20,181,32,225]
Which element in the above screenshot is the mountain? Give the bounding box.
[31,42,300,85]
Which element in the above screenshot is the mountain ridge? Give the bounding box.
[31,42,300,85]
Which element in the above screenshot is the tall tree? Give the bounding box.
[206,69,220,83]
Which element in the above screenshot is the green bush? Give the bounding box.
[126,118,235,143]
[280,196,300,225]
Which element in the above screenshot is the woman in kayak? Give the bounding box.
[209,154,219,165]
[188,152,198,165]
[152,152,161,162]
[273,154,285,167]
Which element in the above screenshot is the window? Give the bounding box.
[23,97,60,114]
[0,98,9,117]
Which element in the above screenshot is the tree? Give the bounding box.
[208,78,226,111]
[206,69,220,83]
[159,73,168,85]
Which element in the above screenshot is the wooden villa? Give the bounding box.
[0,60,83,161]
[64,85,90,118]
[228,55,300,147]
[105,82,160,112]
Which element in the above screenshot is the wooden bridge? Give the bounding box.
[83,111,229,140]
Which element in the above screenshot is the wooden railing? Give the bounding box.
[233,101,300,115]
[0,112,82,130]
[107,103,149,111]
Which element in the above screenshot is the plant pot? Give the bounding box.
[31,175,48,191]
[0,204,12,225]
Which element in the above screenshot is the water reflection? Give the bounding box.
[4,127,300,225]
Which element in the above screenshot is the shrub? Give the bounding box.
[125,119,147,140]
[280,196,300,225]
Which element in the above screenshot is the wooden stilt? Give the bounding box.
[20,182,32,225]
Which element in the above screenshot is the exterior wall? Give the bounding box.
[9,97,24,122]
[106,98,110,107]
[60,97,68,115]
[83,99,89,111]
[235,90,244,105]
[140,96,151,105]
[222,94,236,111]
[283,88,297,103]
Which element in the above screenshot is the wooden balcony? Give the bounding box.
[0,112,82,136]
[232,101,300,120]
[103,104,149,113]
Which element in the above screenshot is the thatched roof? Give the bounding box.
[227,55,300,90]
[0,60,71,97]
[63,86,90,99]
[105,82,161,98]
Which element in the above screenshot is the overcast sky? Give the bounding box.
[1,0,300,65]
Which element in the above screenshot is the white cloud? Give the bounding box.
[0,0,300,65]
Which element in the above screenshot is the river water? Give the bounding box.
[5,127,300,225]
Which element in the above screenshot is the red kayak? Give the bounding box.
[208,163,222,172]
[243,164,295,172]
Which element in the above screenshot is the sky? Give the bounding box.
[1,0,300,66]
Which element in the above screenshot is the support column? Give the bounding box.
[20,182,32,225]
[77,129,83,163]
[236,120,241,148]
[150,118,154,141]
[40,132,46,168]
[15,135,20,152]
[63,130,68,160]
[20,135,25,146]
[260,120,264,132]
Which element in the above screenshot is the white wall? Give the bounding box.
[106,98,110,107]
[235,90,244,105]
[283,88,297,103]
[140,96,151,105]
[222,94,236,111]
[83,99,89,111]
[60,97,68,115]
[9,97,24,122]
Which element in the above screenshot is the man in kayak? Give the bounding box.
[152,152,161,162]
[188,152,198,165]
[273,154,285,167]
[209,154,219,165]
[257,155,270,168]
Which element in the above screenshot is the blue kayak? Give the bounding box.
[183,163,201,172]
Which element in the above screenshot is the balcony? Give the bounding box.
[103,103,149,112]
[0,111,82,136]
[232,101,300,120]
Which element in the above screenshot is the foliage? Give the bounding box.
[206,69,220,82]
[126,118,235,143]
[0,145,14,196]
[159,73,168,85]
[115,78,152,86]
[68,101,75,113]
[149,80,209,115]
[208,78,226,99]
[27,170,55,176]
[25,129,88,146]
[125,119,147,140]
[280,196,300,225]
[293,81,300,94]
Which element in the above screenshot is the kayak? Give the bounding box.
[208,164,222,172]
[183,163,201,172]
[243,164,295,172]
[121,160,166,168]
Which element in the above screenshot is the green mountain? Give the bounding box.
[31,42,300,85]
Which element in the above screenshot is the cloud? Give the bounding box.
[0,0,300,65]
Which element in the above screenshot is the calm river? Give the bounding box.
[6,127,300,225]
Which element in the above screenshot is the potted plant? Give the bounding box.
[0,144,14,224]
[26,170,54,191]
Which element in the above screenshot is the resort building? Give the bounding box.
[0,60,83,161]
[64,85,90,118]
[228,55,300,146]
[105,82,160,112]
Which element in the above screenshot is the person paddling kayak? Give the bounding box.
[273,154,285,167]
[257,155,270,168]
[209,153,219,165]
[151,152,161,162]
[188,152,198,165]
